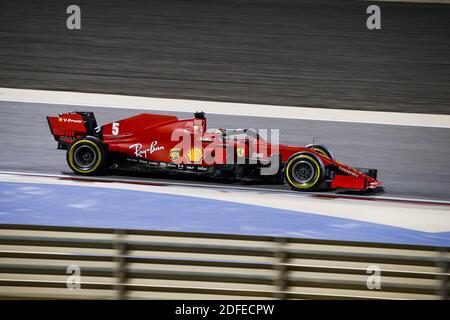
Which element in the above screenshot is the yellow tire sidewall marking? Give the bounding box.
[313,147,328,157]
[68,140,102,174]
[286,154,321,189]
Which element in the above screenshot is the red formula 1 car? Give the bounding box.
[47,111,381,192]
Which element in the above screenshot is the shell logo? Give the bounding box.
[58,117,63,122]
[186,147,203,163]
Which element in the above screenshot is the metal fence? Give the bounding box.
[0,223,448,299]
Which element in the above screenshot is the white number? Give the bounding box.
[112,122,120,136]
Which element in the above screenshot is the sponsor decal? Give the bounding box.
[129,144,146,158]
[252,152,264,158]
[149,140,164,153]
[59,117,83,124]
[237,147,245,158]
[339,166,359,178]
[129,141,165,158]
[186,147,203,163]
[169,148,181,161]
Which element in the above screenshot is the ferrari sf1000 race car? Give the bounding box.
[47,111,381,192]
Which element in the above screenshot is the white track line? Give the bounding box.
[1,171,449,233]
[1,170,450,205]
[1,87,449,128]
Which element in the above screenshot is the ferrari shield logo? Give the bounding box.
[237,147,245,158]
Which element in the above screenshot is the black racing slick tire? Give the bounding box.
[305,144,335,160]
[284,152,325,191]
[66,137,107,175]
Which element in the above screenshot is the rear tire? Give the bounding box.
[284,153,325,191]
[67,137,106,175]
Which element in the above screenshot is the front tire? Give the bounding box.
[305,144,335,160]
[284,153,325,191]
[67,138,106,175]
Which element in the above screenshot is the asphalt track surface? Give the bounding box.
[1,100,449,201]
[0,0,449,114]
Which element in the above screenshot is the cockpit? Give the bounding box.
[205,128,261,142]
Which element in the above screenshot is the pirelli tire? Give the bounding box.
[284,152,325,191]
[67,137,107,175]
[305,144,335,160]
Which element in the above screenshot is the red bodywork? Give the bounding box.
[47,112,381,191]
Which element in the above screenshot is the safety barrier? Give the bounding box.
[0,224,448,299]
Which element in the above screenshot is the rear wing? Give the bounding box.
[47,111,98,149]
